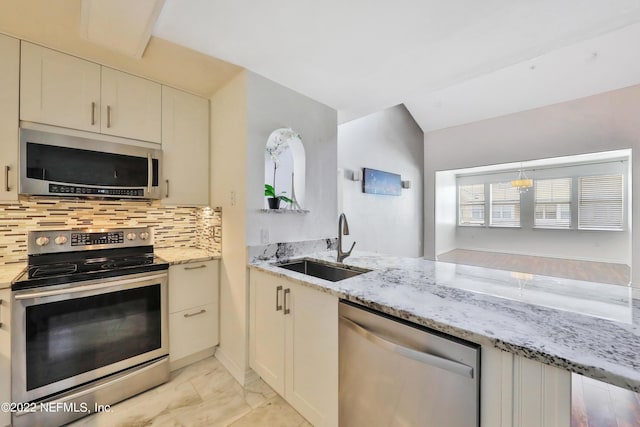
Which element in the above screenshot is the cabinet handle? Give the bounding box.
[184,309,206,318]
[284,288,291,315]
[4,165,10,192]
[107,105,112,128]
[184,264,206,270]
[147,153,152,194]
[165,179,170,198]
[91,102,96,125]
[276,285,283,311]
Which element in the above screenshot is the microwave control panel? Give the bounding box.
[49,184,144,197]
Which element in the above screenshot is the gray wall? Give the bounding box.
[338,105,424,257]
[424,84,640,286]
[246,72,338,246]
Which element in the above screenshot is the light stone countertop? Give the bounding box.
[249,250,640,393]
[155,247,221,265]
[0,263,26,290]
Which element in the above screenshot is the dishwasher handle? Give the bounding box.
[339,315,475,379]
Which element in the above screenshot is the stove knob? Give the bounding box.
[126,232,137,241]
[139,232,150,241]
[54,235,68,245]
[35,236,50,247]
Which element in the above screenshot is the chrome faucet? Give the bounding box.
[337,213,356,263]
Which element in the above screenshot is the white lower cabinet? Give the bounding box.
[250,270,338,427]
[481,346,571,427]
[168,260,219,370]
[0,289,11,427]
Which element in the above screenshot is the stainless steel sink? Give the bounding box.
[275,258,371,282]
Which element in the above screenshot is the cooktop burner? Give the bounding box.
[12,227,169,291]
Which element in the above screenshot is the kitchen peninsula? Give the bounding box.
[249,246,639,426]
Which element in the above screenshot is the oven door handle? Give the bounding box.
[14,273,167,300]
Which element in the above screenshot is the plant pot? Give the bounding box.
[267,198,281,209]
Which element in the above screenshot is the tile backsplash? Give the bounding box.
[0,198,221,265]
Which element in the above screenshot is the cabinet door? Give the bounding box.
[170,303,217,362]
[101,67,161,143]
[0,289,11,427]
[162,86,209,205]
[286,282,338,427]
[20,42,101,132]
[0,34,19,202]
[249,270,286,395]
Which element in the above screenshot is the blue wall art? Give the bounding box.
[362,168,402,196]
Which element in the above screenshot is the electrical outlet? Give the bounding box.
[260,228,269,244]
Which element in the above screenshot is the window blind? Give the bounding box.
[458,184,485,225]
[534,178,571,228]
[578,174,623,230]
[490,182,520,227]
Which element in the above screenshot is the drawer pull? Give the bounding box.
[184,264,207,271]
[276,286,283,311]
[184,309,206,318]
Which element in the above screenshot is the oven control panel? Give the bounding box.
[28,227,153,254]
[71,231,124,246]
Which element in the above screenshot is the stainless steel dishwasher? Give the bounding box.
[339,301,480,426]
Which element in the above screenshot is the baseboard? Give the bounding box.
[170,347,215,372]
[215,347,247,385]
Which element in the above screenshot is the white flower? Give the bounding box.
[266,128,300,165]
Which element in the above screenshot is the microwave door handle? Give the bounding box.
[147,153,152,195]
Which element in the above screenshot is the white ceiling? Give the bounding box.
[153,0,640,131]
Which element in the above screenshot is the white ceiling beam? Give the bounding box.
[81,0,166,59]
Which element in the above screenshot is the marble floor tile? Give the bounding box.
[67,356,307,427]
[228,396,308,427]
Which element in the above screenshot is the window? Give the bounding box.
[535,178,571,228]
[458,184,485,225]
[490,182,520,227]
[578,174,624,230]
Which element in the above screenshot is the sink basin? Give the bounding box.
[275,258,371,282]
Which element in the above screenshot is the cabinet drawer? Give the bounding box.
[168,260,218,313]
[169,303,218,362]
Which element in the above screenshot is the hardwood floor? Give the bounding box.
[571,374,640,427]
[437,249,630,286]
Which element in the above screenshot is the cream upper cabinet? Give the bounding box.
[20,43,161,143]
[250,270,338,427]
[101,67,161,143]
[20,41,101,133]
[0,34,19,202]
[161,86,209,205]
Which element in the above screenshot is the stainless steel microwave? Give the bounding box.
[19,128,162,200]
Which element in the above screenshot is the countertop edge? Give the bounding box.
[248,260,640,393]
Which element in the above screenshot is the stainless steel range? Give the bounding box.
[11,227,169,427]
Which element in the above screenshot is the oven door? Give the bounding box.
[11,271,168,403]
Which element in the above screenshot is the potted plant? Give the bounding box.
[264,184,292,209]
